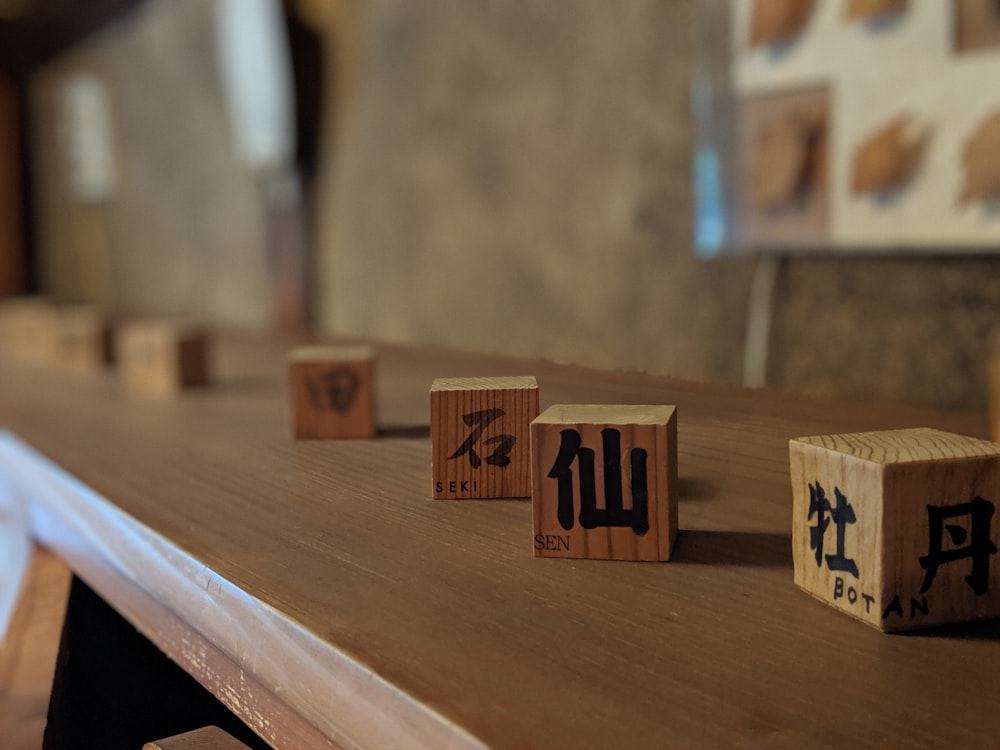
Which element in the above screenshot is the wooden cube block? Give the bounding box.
[288,345,376,439]
[117,320,209,397]
[0,296,58,363]
[52,305,113,373]
[790,428,1000,632]
[431,376,539,498]
[531,404,678,561]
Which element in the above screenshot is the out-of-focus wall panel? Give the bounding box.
[315,0,756,384]
[30,0,272,327]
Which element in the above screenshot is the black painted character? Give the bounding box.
[307,368,359,412]
[808,482,859,578]
[449,408,515,468]
[548,428,649,535]
[919,497,997,596]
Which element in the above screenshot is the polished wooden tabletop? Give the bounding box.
[1,333,998,749]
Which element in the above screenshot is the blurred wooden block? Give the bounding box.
[0,296,58,364]
[143,725,251,750]
[117,320,209,397]
[531,404,677,561]
[431,376,538,499]
[52,305,113,373]
[288,345,376,439]
[791,428,1000,632]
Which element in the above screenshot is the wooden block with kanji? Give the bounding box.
[431,376,538,498]
[790,428,1000,632]
[53,305,113,372]
[288,345,376,439]
[117,319,210,397]
[531,404,678,561]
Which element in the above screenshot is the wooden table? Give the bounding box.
[1,334,999,749]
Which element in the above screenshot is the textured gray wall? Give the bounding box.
[768,256,1000,411]
[31,0,273,328]
[317,0,756,385]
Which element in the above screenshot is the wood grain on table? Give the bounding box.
[1,333,999,748]
[0,546,71,749]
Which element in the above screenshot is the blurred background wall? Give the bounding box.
[28,0,273,327]
[7,0,1000,412]
[316,0,757,390]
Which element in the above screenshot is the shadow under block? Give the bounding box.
[790,428,1000,632]
[431,376,539,498]
[288,346,376,439]
[117,321,210,397]
[144,726,252,750]
[531,404,678,561]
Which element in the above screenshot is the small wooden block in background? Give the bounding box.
[431,376,539,499]
[143,725,252,750]
[0,296,59,364]
[288,345,376,439]
[531,404,678,561]
[790,428,1000,632]
[52,305,114,373]
[116,319,210,397]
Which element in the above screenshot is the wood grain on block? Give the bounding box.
[749,0,814,47]
[960,111,1000,204]
[288,345,376,440]
[844,0,907,21]
[431,376,538,498]
[531,404,677,561]
[52,305,113,373]
[0,296,58,364]
[143,725,252,750]
[790,428,1000,632]
[117,320,209,397]
[851,116,926,195]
